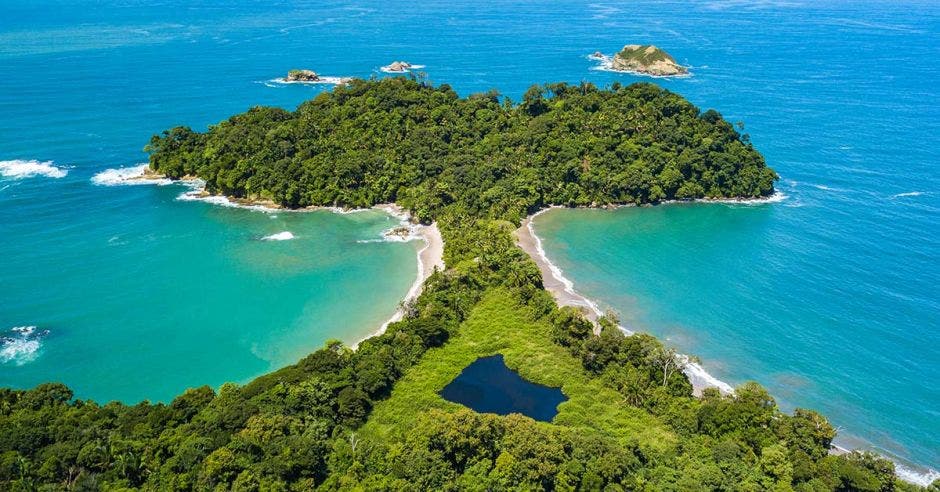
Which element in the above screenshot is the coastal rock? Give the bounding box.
[382,61,412,72]
[589,51,606,60]
[610,45,688,76]
[285,69,320,82]
[385,226,412,240]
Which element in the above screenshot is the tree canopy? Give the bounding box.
[1,78,926,491]
[146,77,777,222]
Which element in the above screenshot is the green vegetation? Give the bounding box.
[363,289,674,452]
[615,45,678,66]
[145,77,775,222]
[1,77,929,490]
[610,45,688,77]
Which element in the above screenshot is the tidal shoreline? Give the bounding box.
[91,164,447,350]
[516,205,939,486]
[514,207,734,396]
[355,205,445,347]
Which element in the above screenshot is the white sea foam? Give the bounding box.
[91,164,172,186]
[0,159,68,179]
[261,231,294,241]
[265,76,352,86]
[379,63,426,74]
[894,463,940,487]
[176,189,280,212]
[810,183,846,192]
[528,207,735,395]
[1,326,48,366]
[891,191,925,199]
[700,190,788,205]
[527,208,605,318]
[587,53,693,79]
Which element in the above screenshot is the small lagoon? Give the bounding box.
[439,355,567,422]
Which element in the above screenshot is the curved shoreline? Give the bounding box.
[514,207,734,396]
[90,165,447,350]
[353,205,444,348]
[516,206,939,486]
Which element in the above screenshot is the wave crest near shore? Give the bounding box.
[894,463,940,487]
[91,164,173,186]
[1,326,49,366]
[264,76,352,87]
[261,231,294,241]
[0,160,68,180]
[522,207,735,396]
[523,206,938,486]
[586,53,693,79]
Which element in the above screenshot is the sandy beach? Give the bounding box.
[514,209,604,326]
[355,204,445,347]
[515,207,733,396]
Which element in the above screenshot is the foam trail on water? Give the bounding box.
[891,191,925,199]
[261,231,294,241]
[0,160,68,179]
[91,164,172,186]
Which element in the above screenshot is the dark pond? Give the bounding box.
[439,354,567,422]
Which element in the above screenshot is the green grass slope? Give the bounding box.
[362,288,675,455]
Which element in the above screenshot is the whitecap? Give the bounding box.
[91,164,172,186]
[894,463,940,487]
[176,189,280,213]
[265,76,352,86]
[672,190,788,206]
[1,326,48,366]
[261,231,294,241]
[379,63,426,74]
[891,191,925,199]
[0,159,68,179]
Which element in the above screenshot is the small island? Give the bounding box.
[381,60,415,73]
[4,78,920,491]
[285,69,321,82]
[607,44,689,77]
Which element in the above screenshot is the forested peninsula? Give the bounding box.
[1,78,925,491]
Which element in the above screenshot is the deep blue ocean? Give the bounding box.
[0,0,936,482]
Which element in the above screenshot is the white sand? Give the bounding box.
[515,207,733,396]
[353,205,445,347]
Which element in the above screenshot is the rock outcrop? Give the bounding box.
[285,69,320,82]
[382,61,413,72]
[610,45,688,76]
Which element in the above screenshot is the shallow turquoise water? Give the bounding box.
[0,180,417,403]
[0,0,936,480]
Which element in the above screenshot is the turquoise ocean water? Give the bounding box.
[1,0,937,481]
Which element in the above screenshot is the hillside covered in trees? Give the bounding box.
[2,78,928,491]
[146,77,776,222]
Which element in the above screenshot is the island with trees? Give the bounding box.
[1,77,929,491]
[285,69,322,82]
[597,45,689,77]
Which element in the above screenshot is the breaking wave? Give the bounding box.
[0,159,68,180]
[261,231,295,241]
[91,164,172,186]
[587,53,692,79]
[264,75,352,86]
[1,326,49,366]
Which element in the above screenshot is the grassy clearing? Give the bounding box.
[362,288,676,454]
